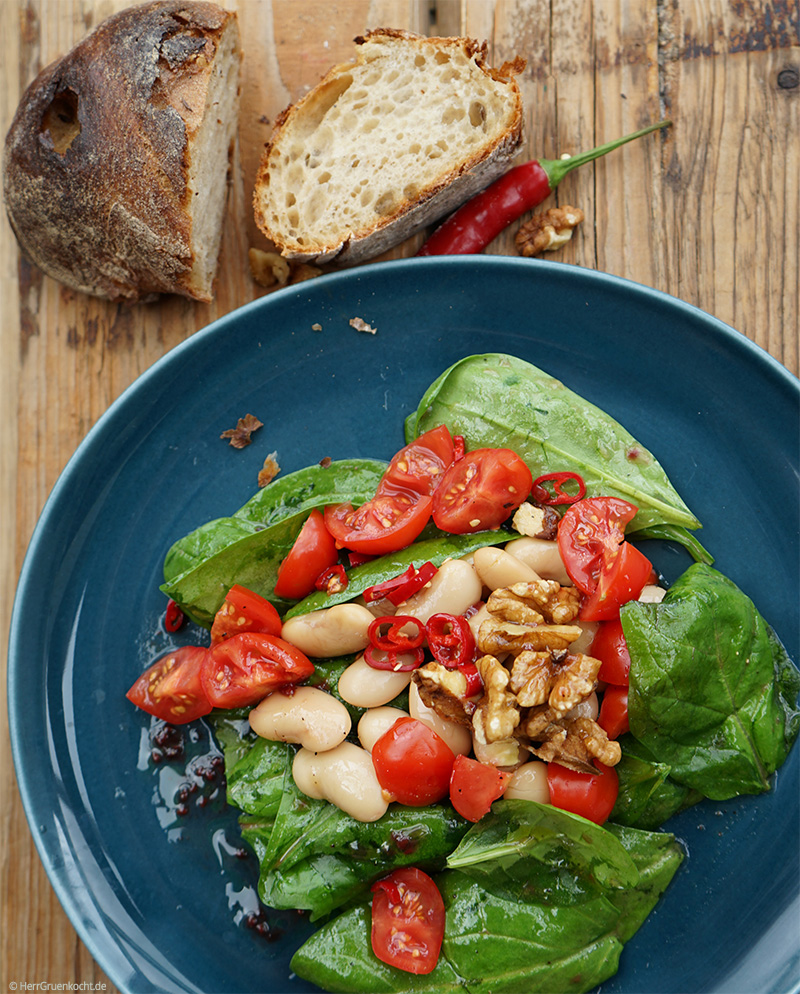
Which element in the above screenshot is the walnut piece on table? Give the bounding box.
[515,205,585,257]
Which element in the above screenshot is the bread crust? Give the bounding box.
[3,0,240,303]
[253,29,525,266]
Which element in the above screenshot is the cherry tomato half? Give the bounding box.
[371,717,455,806]
[579,540,652,621]
[126,645,211,724]
[274,509,339,601]
[449,754,511,822]
[432,448,533,533]
[598,686,630,740]
[210,584,282,643]
[324,493,432,556]
[371,867,445,975]
[377,425,455,497]
[590,619,632,686]
[557,496,639,593]
[546,761,619,825]
[201,633,314,709]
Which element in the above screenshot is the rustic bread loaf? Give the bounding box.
[253,29,524,266]
[3,1,241,303]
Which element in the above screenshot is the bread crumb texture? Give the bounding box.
[254,29,524,265]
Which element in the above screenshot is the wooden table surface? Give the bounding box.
[1,0,798,990]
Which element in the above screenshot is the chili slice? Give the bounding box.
[315,564,348,594]
[363,562,438,606]
[425,613,476,668]
[369,616,426,652]
[531,472,587,506]
[164,599,185,633]
[364,645,426,672]
[453,435,466,461]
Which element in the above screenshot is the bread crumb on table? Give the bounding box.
[258,452,281,487]
[220,413,263,448]
[349,317,377,334]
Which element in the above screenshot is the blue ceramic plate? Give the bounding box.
[9,256,800,994]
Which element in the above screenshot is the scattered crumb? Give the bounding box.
[350,317,377,334]
[312,323,322,331]
[249,247,290,288]
[258,451,281,487]
[220,413,263,448]
[319,456,332,468]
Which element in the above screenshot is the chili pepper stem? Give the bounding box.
[540,119,672,189]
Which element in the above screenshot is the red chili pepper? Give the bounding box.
[363,562,438,605]
[425,613,476,668]
[368,616,426,652]
[364,644,426,672]
[164,599,185,633]
[417,120,671,256]
[348,551,375,567]
[458,662,483,697]
[531,471,587,506]
[315,564,348,594]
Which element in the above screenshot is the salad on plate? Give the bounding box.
[126,353,800,993]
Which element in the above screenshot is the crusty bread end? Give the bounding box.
[253,29,525,265]
[3,1,241,303]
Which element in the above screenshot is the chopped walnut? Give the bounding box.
[220,413,263,449]
[520,707,621,772]
[511,502,559,540]
[350,316,377,334]
[257,451,280,487]
[249,248,291,287]
[508,649,601,714]
[515,205,585,258]
[477,616,582,655]
[508,650,553,707]
[413,663,475,726]
[486,579,580,626]
[472,655,520,744]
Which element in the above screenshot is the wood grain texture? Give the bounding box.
[1,1,797,991]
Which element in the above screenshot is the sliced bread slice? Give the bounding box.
[253,29,524,266]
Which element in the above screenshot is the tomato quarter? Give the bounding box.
[371,717,455,806]
[449,754,511,822]
[590,619,632,686]
[210,584,282,643]
[598,686,630,739]
[201,632,314,709]
[546,761,619,825]
[274,509,339,601]
[324,493,432,556]
[126,645,211,724]
[432,448,532,533]
[579,540,652,621]
[371,867,445,975]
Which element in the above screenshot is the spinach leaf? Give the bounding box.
[291,801,684,994]
[406,353,700,534]
[245,772,469,919]
[612,736,703,830]
[446,798,639,891]
[160,459,386,625]
[623,563,800,799]
[284,530,507,618]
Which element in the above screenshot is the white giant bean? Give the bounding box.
[503,761,551,803]
[503,537,572,586]
[338,654,412,708]
[400,558,482,623]
[292,742,389,822]
[248,686,351,752]
[357,707,408,752]
[408,682,472,756]
[472,546,540,590]
[280,603,375,657]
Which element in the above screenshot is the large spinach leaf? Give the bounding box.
[160,458,386,625]
[623,563,800,799]
[405,353,700,534]
[291,801,684,994]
